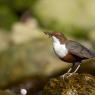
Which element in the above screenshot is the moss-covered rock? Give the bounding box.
[43,74,95,95]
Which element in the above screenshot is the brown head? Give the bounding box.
[44,32,67,42]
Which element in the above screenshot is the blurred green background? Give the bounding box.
[0,0,95,42]
[0,0,95,95]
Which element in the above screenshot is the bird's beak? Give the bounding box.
[44,32,52,38]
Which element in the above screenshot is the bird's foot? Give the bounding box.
[67,72,78,78]
[62,72,78,80]
[62,73,71,80]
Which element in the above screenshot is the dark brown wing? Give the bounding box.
[66,40,95,58]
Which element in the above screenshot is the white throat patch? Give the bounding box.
[52,36,68,58]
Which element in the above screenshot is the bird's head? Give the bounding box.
[44,31,64,37]
[44,32,67,42]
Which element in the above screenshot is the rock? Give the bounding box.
[43,74,95,95]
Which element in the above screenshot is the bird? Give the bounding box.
[44,31,95,77]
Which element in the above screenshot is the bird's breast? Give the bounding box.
[53,43,68,58]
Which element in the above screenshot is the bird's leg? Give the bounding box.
[67,62,81,77]
[62,67,72,79]
[73,64,80,73]
[62,62,76,79]
[67,67,72,73]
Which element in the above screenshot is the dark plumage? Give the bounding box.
[66,40,95,59]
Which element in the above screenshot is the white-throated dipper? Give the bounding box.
[44,32,95,77]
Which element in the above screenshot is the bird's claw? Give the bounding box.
[62,73,71,80]
[62,72,78,80]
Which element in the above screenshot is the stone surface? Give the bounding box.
[43,74,95,95]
